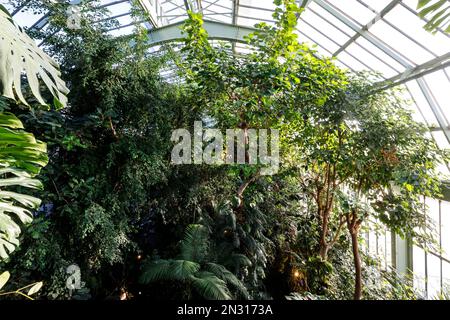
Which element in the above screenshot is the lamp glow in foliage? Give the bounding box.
[0,5,68,260]
[0,4,69,108]
[140,224,249,300]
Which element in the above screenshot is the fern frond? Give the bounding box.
[205,263,249,299]
[190,271,232,300]
[231,254,253,267]
[222,253,253,271]
[140,259,200,283]
[179,224,209,262]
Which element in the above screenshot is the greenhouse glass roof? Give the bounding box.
[2,0,450,172]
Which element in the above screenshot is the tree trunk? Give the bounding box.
[319,238,328,261]
[318,206,329,261]
[350,231,362,300]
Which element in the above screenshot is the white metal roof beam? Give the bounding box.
[298,17,378,73]
[232,0,239,25]
[333,0,401,57]
[376,52,450,91]
[298,0,312,13]
[231,0,239,52]
[30,0,132,31]
[183,0,202,12]
[145,19,257,46]
[313,0,412,69]
[306,6,401,74]
[11,0,31,16]
[202,0,221,11]
[202,0,232,12]
[416,78,450,142]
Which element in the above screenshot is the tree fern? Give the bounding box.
[140,224,248,300]
[140,259,200,283]
[222,253,253,270]
[179,224,208,262]
[205,262,249,299]
[190,271,232,300]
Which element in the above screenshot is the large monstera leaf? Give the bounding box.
[0,112,48,260]
[0,5,69,107]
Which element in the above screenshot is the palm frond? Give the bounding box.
[205,263,249,299]
[190,271,232,300]
[231,254,253,267]
[140,259,200,283]
[221,253,253,271]
[417,0,450,33]
[179,224,209,263]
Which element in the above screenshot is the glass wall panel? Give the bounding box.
[369,20,434,65]
[413,245,426,296]
[442,201,450,261]
[427,253,441,298]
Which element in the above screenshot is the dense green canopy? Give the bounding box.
[0,0,448,301]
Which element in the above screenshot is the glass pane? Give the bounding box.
[424,71,450,124]
[297,19,340,53]
[406,81,439,127]
[10,10,45,29]
[238,6,274,26]
[431,131,450,150]
[240,0,274,11]
[296,30,333,58]
[354,37,405,73]
[307,2,355,36]
[329,0,375,26]
[425,198,440,248]
[105,1,133,15]
[386,231,392,268]
[413,245,426,295]
[443,261,450,289]
[369,20,434,65]
[368,230,376,256]
[337,51,368,72]
[384,4,450,56]
[359,0,393,13]
[442,201,450,260]
[377,232,386,262]
[427,253,441,298]
[300,5,351,47]
[344,43,396,77]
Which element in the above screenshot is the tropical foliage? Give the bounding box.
[0,4,68,107]
[0,270,42,300]
[0,4,67,262]
[0,111,48,260]
[0,0,447,301]
[140,224,248,300]
[417,0,450,33]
